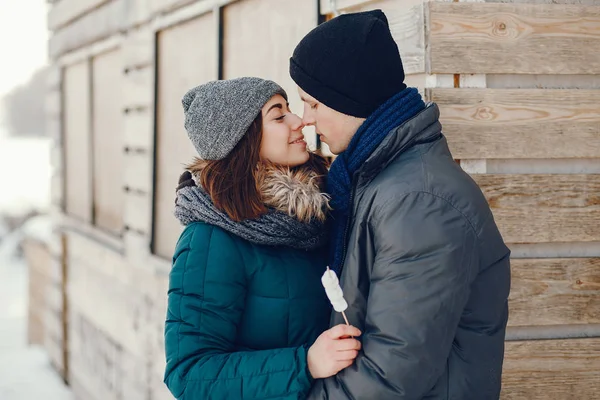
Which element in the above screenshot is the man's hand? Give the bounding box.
[307,324,362,379]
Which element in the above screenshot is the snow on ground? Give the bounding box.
[0,236,74,400]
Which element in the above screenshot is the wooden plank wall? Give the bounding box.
[426,1,600,399]
[22,237,67,379]
[42,0,600,399]
[153,12,217,259]
[325,0,600,398]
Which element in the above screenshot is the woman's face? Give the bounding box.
[259,94,310,167]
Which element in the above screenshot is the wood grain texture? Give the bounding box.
[428,88,600,159]
[502,339,600,399]
[509,258,600,326]
[472,174,600,244]
[155,12,216,259]
[429,2,600,74]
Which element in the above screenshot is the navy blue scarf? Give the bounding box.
[327,87,425,272]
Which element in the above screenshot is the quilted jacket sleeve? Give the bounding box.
[308,192,478,400]
[163,223,313,400]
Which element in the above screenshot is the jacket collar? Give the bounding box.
[357,103,442,182]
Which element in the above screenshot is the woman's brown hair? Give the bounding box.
[187,113,329,222]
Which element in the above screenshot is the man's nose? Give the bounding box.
[302,112,315,126]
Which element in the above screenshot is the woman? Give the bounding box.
[164,77,361,400]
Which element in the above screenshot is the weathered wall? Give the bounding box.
[40,0,600,399]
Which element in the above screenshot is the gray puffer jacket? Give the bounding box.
[308,104,511,400]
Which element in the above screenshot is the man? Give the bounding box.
[290,10,511,400]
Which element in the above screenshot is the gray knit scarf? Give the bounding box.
[174,167,329,250]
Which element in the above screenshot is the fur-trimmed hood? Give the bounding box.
[187,160,330,224]
[255,163,330,223]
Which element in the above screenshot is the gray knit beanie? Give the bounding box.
[182,77,287,160]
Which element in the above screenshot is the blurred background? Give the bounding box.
[1,0,600,400]
[0,1,66,398]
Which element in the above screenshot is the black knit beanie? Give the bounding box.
[290,10,406,118]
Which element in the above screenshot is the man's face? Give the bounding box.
[297,87,365,155]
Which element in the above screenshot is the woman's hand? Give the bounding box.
[307,324,362,379]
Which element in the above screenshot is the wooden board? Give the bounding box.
[68,312,148,400]
[48,0,112,31]
[123,152,152,194]
[149,0,197,16]
[123,66,154,111]
[429,2,600,74]
[154,12,217,259]
[63,230,170,398]
[502,339,600,399]
[124,191,152,234]
[123,109,153,150]
[92,48,125,235]
[325,0,425,74]
[67,247,147,358]
[473,174,600,244]
[509,258,600,326]
[428,88,600,160]
[63,61,92,223]
[123,229,151,263]
[124,0,153,28]
[49,0,126,58]
[24,239,54,347]
[122,24,153,70]
[223,0,317,124]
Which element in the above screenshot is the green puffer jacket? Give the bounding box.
[164,221,331,400]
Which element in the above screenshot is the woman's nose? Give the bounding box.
[289,113,305,131]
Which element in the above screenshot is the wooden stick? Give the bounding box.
[342,311,354,338]
[342,311,350,326]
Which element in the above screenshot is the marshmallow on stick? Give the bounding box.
[321,267,350,326]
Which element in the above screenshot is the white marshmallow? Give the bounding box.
[321,268,348,312]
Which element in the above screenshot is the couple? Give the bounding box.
[163,10,511,400]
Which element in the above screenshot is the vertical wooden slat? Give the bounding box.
[64,61,92,222]
[222,0,318,148]
[154,12,217,259]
